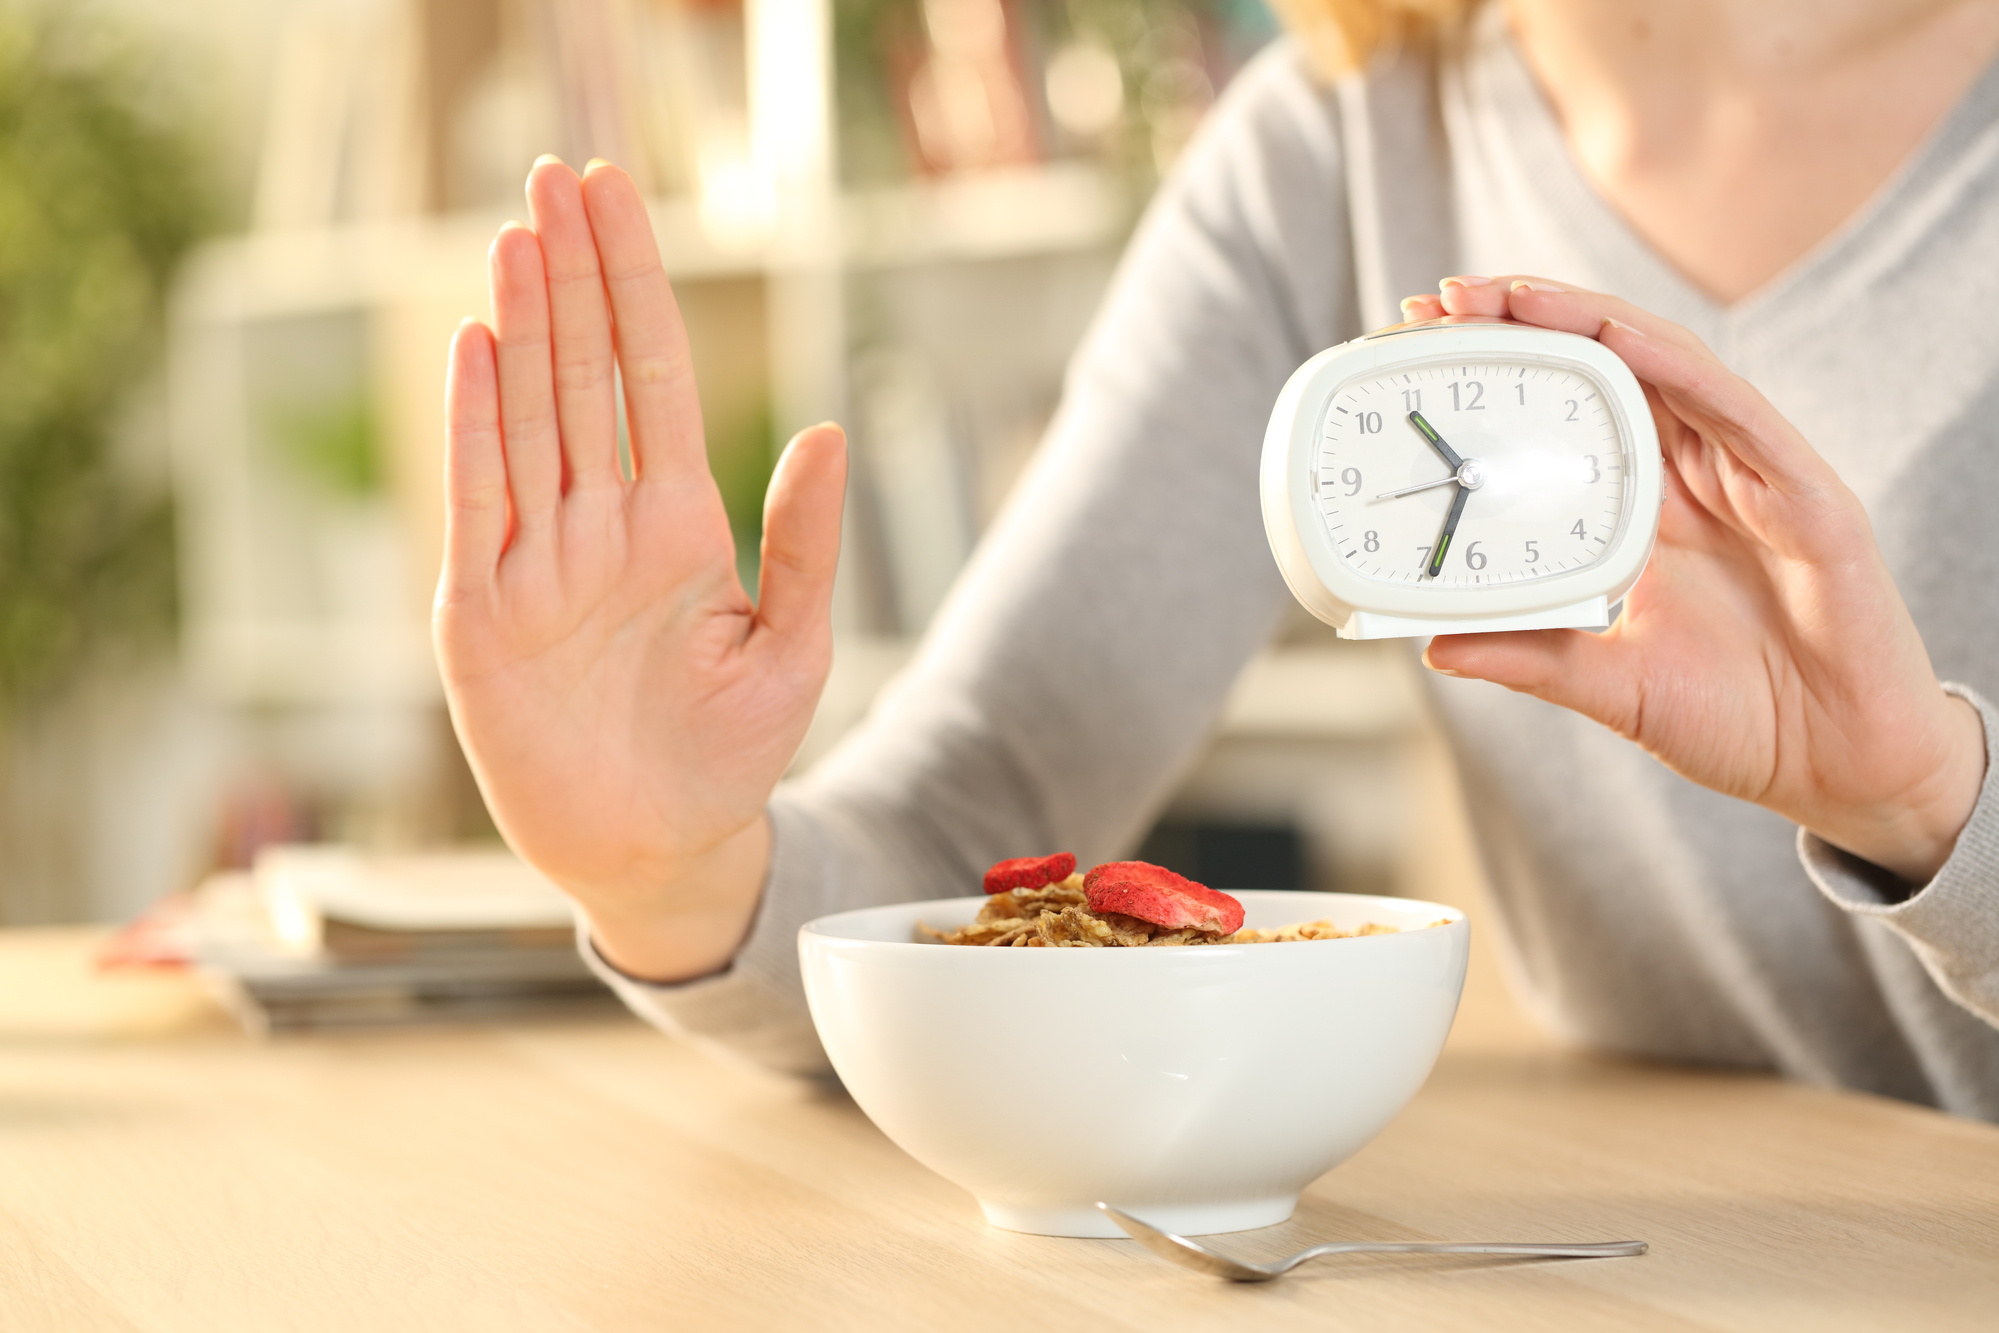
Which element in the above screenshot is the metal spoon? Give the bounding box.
[1096,1203,1647,1282]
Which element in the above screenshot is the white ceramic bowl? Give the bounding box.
[798,890,1468,1238]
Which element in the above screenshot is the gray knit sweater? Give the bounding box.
[586,13,1999,1119]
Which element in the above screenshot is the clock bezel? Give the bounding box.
[1260,319,1662,636]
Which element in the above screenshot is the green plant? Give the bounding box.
[707,400,778,596]
[272,391,385,501]
[0,8,207,708]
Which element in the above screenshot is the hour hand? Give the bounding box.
[1407,410,1463,469]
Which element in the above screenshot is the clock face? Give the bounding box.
[1313,357,1632,588]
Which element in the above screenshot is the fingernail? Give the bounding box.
[534,153,564,168]
[585,157,610,173]
[1400,296,1423,313]
[1512,281,1565,293]
[1440,275,1491,290]
[1602,316,1641,335]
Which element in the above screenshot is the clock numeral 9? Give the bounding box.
[1356,410,1384,434]
[1341,467,1362,495]
[1465,541,1487,571]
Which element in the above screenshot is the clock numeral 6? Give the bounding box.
[1465,541,1487,571]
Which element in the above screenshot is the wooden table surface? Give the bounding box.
[2,925,1996,1333]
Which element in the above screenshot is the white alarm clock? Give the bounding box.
[1260,316,1663,639]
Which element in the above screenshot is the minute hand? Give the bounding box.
[1407,410,1464,469]
[1427,483,1470,579]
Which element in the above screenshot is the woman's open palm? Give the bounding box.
[434,159,845,977]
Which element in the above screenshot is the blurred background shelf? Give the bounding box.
[843,161,1129,266]
[8,0,1457,936]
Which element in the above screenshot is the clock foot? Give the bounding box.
[1337,597,1610,640]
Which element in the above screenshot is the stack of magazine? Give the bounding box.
[189,846,619,1033]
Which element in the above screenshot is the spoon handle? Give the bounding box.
[1290,1239,1647,1268]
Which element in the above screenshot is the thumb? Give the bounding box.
[755,423,847,638]
[1426,627,1645,742]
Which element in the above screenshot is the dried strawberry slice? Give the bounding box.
[982,853,1078,894]
[1083,861,1245,934]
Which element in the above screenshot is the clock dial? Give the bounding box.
[1312,359,1631,587]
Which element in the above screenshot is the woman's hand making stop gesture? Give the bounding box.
[434,158,846,981]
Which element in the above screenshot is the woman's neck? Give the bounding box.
[1504,0,1999,304]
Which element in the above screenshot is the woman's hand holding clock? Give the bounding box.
[1396,279,1985,885]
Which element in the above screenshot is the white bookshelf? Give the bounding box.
[169,0,1137,707]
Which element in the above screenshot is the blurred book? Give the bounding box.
[896,0,1042,176]
[256,845,575,959]
[184,846,620,1035]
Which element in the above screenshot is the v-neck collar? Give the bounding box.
[1455,1,1999,339]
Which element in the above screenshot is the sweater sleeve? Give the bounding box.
[583,43,1364,1074]
[1800,683,1999,1032]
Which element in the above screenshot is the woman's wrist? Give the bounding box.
[578,817,772,984]
[1807,692,1987,886]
